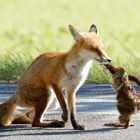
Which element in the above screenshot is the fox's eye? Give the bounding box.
[94,48,98,51]
[90,45,98,52]
[91,47,98,52]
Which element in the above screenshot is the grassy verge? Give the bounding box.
[0,0,140,82]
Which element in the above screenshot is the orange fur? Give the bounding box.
[0,24,110,129]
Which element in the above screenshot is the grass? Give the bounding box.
[0,0,140,83]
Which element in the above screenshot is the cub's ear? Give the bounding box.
[89,24,97,33]
[68,24,83,40]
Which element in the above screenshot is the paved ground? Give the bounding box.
[0,83,140,140]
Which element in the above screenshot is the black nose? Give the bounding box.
[107,58,112,63]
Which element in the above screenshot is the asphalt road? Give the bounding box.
[0,83,140,140]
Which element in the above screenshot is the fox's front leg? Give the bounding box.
[53,85,68,122]
[67,88,85,130]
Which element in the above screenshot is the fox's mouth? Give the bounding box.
[95,58,102,63]
[95,58,111,64]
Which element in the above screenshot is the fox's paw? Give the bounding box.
[32,120,65,128]
[73,123,85,130]
[51,120,66,128]
[61,113,68,122]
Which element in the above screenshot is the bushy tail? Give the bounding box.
[0,95,17,126]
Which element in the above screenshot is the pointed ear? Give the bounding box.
[89,24,97,33]
[68,24,83,40]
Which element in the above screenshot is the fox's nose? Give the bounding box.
[107,58,112,63]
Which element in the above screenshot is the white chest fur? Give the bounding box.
[59,58,92,90]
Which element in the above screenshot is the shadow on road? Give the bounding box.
[0,125,120,137]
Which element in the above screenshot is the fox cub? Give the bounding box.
[104,63,140,128]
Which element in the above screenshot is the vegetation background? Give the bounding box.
[0,0,140,83]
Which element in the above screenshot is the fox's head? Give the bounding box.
[68,24,111,63]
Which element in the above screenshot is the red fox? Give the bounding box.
[104,63,140,128]
[0,24,111,130]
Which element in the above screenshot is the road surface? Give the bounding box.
[0,83,140,140]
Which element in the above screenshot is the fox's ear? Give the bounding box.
[89,24,97,33]
[68,24,83,40]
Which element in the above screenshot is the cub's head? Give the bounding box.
[68,24,111,63]
[112,67,126,82]
[105,63,128,90]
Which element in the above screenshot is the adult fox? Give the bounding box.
[0,24,111,130]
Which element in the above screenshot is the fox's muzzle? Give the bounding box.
[101,57,111,63]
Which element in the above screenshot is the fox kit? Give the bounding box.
[0,24,111,130]
[104,64,140,128]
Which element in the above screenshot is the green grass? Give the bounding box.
[0,0,140,82]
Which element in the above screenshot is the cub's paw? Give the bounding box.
[104,122,134,128]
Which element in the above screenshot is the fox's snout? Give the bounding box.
[98,53,111,63]
[94,54,111,64]
[107,58,111,63]
[101,57,111,63]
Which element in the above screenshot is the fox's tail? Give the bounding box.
[0,95,17,126]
